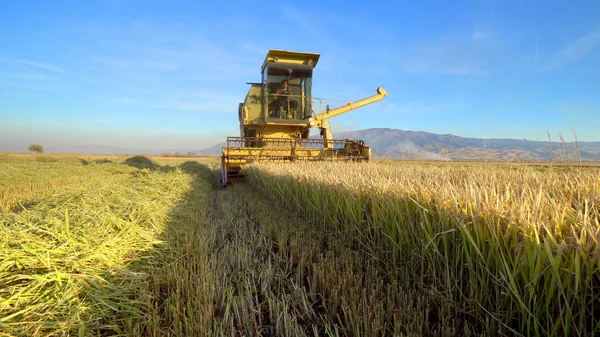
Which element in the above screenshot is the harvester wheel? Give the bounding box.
[353,148,363,161]
[220,158,227,187]
[346,143,362,162]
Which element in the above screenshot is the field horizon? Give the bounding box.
[5,128,600,163]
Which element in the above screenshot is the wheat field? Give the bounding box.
[1,153,598,336]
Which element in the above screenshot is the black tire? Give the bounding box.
[220,158,228,187]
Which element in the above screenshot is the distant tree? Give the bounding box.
[28,144,44,153]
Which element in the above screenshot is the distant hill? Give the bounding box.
[335,128,600,162]
[197,142,228,156]
[203,128,600,162]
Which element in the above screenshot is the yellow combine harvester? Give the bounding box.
[221,49,387,186]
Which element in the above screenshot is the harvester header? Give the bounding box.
[220,49,387,186]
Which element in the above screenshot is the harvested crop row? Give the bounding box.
[0,155,137,213]
[247,161,600,336]
[0,173,133,213]
[0,155,132,188]
[0,167,194,336]
[198,168,477,336]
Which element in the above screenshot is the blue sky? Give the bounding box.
[1,0,599,152]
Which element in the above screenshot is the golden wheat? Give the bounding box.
[247,161,600,336]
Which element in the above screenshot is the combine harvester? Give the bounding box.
[221,49,387,186]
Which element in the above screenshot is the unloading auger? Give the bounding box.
[221,49,387,186]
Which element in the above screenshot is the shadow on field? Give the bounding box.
[123,155,177,172]
[124,156,159,170]
[133,160,464,336]
[130,159,217,335]
[107,158,486,336]
[9,200,39,214]
[80,158,113,165]
[65,158,218,336]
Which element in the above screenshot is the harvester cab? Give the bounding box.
[221,49,387,186]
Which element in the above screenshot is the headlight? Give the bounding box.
[309,121,315,127]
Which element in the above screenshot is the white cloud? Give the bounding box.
[0,79,70,93]
[0,80,27,89]
[112,92,240,113]
[0,58,71,75]
[385,38,490,76]
[470,22,494,41]
[556,29,600,62]
[1,72,50,81]
[539,28,600,71]
[149,100,234,112]
[97,57,179,71]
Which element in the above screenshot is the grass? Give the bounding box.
[1,153,598,336]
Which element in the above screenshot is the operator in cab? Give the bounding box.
[270,80,297,119]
